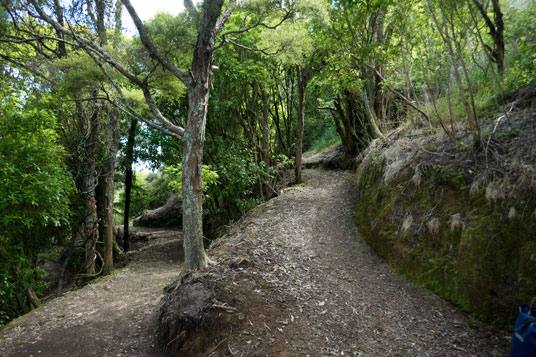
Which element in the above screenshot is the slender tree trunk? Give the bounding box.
[428,0,480,146]
[79,106,99,275]
[103,109,120,274]
[271,86,287,152]
[122,118,137,252]
[361,90,385,140]
[182,31,213,270]
[295,66,306,184]
[472,0,504,76]
[260,88,270,170]
[492,0,505,76]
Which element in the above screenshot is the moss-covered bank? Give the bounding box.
[355,123,536,328]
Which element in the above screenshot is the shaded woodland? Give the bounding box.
[0,0,535,328]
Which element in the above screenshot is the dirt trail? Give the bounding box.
[212,169,509,356]
[1,169,509,356]
[0,229,182,356]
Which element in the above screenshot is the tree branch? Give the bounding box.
[10,0,185,140]
[83,48,185,140]
[365,63,430,123]
[215,9,291,50]
[121,0,189,84]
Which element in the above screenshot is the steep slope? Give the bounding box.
[355,106,536,327]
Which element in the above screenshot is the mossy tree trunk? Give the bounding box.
[182,82,210,270]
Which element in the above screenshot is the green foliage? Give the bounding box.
[0,94,72,326]
[0,97,72,243]
[55,52,106,95]
[164,164,219,199]
[0,247,48,326]
[504,2,536,90]
[307,126,341,152]
[116,172,171,220]
[205,141,265,218]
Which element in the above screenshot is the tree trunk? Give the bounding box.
[180,0,229,272]
[260,87,271,198]
[182,82,209,271]
[492,0,505,76]
[122,118,137,252]
[429,0,481,146]
[78,104,99,275]
[81,162,98,276]
[295,66,306,184]
[260,88,270,170]
[26,288,41,309]
[103,109,120,275]
[472,0,504,76]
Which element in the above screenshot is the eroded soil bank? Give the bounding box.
[159,169,509,356]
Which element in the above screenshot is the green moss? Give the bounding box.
[355,157,536,328]
[443,170,466,191]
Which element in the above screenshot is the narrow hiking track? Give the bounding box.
[1,169,509,356]
[208,169,509,356]
[0,229,182,356]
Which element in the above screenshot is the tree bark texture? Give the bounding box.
[122,118,137,252]
[181,0,226,271]
[295,66,306,184]
[103,109,120,275]
[79,105,99,275]
[182,82,209,271]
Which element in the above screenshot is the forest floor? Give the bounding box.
[0,169,510,356]
[0,228,182,356]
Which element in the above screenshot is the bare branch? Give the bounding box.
[4,0,184,139]
[224,38,282,56]
[215,9,291,50]
[26,0,143,86]
[83,47,185,140]
[364,62,430,123]
[318,106,337,113]
[121,0,189,84]
[219,10,291,38]
[0,53,58,85]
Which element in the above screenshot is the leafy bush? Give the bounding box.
[164,164,219,199]
[205,141,265,220]
[504,2,536,91]
[308,126,341,153]
[117,172,172,221]
[0,96,72,325]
